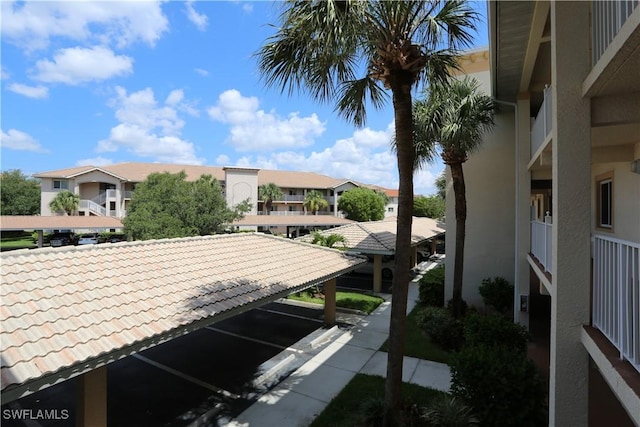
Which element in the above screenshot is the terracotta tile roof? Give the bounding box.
[233,215,354,227]
[32,162,395,192]
[0,216,124,231]
[0,233,365,399]
[298,216,445,253]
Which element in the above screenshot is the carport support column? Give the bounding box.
[411,247,418,267]
[77,366,107,427]
[36,230,44,248]
[372,254,382,293]
[323,278,337,326]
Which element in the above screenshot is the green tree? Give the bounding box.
[258,182,283,214]
[414,76,495,317]
[49,190,80,216]
[311,231,347,248]
[256,2,477,422]
[303,190,329,215]
[414,195,445,219]
[0,170,41,215]
[434,171,447,199]
[123,171,248,240]
[338,187,386,221]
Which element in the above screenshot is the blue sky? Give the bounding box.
[1,1,488,196]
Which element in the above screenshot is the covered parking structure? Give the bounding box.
[0,233,365,426]
[0,215,125,247]
[299,216,446,292]
[233,214,354,238]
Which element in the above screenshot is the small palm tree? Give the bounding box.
[258,183,283,215]
[413,76,495,318]
[311,231,347,248]
[49,190,80,216]
[304,190,329,215]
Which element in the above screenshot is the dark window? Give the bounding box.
[597,175,613,229]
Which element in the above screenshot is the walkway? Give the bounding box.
[228,261,451,427]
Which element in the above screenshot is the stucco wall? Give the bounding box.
[445,112,516,308]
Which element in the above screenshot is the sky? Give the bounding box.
[1,1,488,196]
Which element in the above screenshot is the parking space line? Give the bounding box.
[132,354,241,399]
[205,327,301,352]
[257,307,324,323]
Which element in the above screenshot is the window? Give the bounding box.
[53,180,69,190]
[388,207,394,213]
[596,172,613,229]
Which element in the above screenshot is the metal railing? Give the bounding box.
[79,200,106,216]
[592,234,640,374]
[280,195,305,202]
[257,211,336,216]
[530,86,553,159]
[592,0,639,65]
[530,215,553,272]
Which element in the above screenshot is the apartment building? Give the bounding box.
[33,162,397,223]
[444,2,639,425]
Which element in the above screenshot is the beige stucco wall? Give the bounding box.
[224,167,258,215]
[445,112,516,308]
[591,160,640,243]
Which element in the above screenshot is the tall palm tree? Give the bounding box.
[256,2,477,422]
[413,76,495,318]
[258,183,283,215]
[303,190,329,215]
[49,190,80,216]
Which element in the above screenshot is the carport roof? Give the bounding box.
[298,216,445,254]
[0,233,365,401]
[0,215,124,231]
[233,214,354,227]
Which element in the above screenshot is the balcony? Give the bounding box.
[257,211,336,216]
[530,215,553,273]
[591,0,639,65]
[530,86,553,164]
[592,234,640,374]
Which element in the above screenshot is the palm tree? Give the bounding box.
[49,190,80,216]
[413,76,495,318]
[303,190,329,215]
[258,183,283,215]
[311,231,347,248]
[256,2,477,423]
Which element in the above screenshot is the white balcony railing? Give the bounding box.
[592,0,639,65]
[79,200,106,216]
[530,86,553,160]
[530,214,553,272]
[592,234,640,374]
[257,211,336,216]
[281,195,305,202]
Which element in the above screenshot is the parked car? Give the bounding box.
[49,232,75,247]
[77,233,99,245]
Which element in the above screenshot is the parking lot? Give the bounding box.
[1,301,350,427]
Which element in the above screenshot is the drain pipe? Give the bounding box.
[492,98,523,324]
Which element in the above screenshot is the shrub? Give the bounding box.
[419,265,445,306]
[446,298,468,317]
[450,345,547,427]
[421,395,479,427]
[415,306,463,351]
[463,313,530,356]
[478,277,514,316]
[357,397,384,427]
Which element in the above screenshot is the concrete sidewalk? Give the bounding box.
[228,261,451,427]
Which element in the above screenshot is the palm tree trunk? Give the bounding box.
[383,78,415,427]
[449,161,466,318]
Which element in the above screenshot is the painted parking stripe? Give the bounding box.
[257,307,324,323]
[132,354,240,399]
[205,327,303,352]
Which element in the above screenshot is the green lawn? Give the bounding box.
[380,303,453,364]
[0,236,36,251]
[288,290,384,314]
[310,374,445,427]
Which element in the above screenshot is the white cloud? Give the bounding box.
[208,89,326,151]
[1,1,168,52]
[195,68,209,77]
[33,46,133,85]
[242,4,254,13]
[7,83,49,99]
[98,86,204,165]
[215,154,230,165]
[1,67,9,80]
[76,156,114,167]
[0,129,48,152]
[185,1,208,31]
